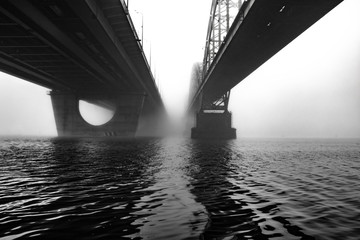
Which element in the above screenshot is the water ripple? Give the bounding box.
[0,137,359,239]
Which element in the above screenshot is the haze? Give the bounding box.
[0,0,359,138]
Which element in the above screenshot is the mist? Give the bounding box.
[0,0,359,138]
[0,73,56,136]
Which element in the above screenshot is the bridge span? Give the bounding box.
[189,0,343,139]
[0,0,165,137]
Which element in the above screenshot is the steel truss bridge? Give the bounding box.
[189,0,343,138]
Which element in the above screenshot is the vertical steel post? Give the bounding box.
[226,0,230,31]
[218,0,221,44]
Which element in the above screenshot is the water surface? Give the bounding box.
[1,137,359,239]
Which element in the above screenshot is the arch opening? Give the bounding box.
[79,100,116,126]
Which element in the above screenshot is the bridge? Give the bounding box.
[188,0,343,139]
[0,0,165,137]
[0,0,344,138]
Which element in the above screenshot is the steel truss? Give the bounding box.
[201,0,245,112]
[202,91,231,112]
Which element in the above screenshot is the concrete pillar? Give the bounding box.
[191,111,236,139]
[50,91,145,137]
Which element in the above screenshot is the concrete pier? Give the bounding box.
[191,111,236,139]
[50,91,145,137]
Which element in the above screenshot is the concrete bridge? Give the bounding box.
[0,0,165,137]
[188,0,343,139]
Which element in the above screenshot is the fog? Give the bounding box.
[0,0,359,138]
[0,75,56,136]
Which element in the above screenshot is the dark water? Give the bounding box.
[1,137,359,240]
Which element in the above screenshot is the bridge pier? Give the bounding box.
[191,111,236,139]
[50,91,145,137]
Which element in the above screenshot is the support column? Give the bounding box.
[50,91,145,137]
[191,111,236,139]
[136,100,168,137]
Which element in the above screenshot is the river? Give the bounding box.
[1,137,359,239]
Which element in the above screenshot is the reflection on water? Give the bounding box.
[0,137,359,239]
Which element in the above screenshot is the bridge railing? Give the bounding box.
[120,0,161,97]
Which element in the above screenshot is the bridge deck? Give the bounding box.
[0,0,163,110]
[192,0,343,108]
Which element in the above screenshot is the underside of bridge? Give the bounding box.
[0,0,165,137]
[189,0,343,139]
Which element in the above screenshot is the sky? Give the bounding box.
[0,0,359,137]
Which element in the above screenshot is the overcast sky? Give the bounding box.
[0,0,359,137]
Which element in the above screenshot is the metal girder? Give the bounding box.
[0,52,70,90]
[189,0,343,114]
[0,0,112,90]
[202,90,231,112]
[200,0,245,112]
[65,0,164,111]
[203,0,244,74]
